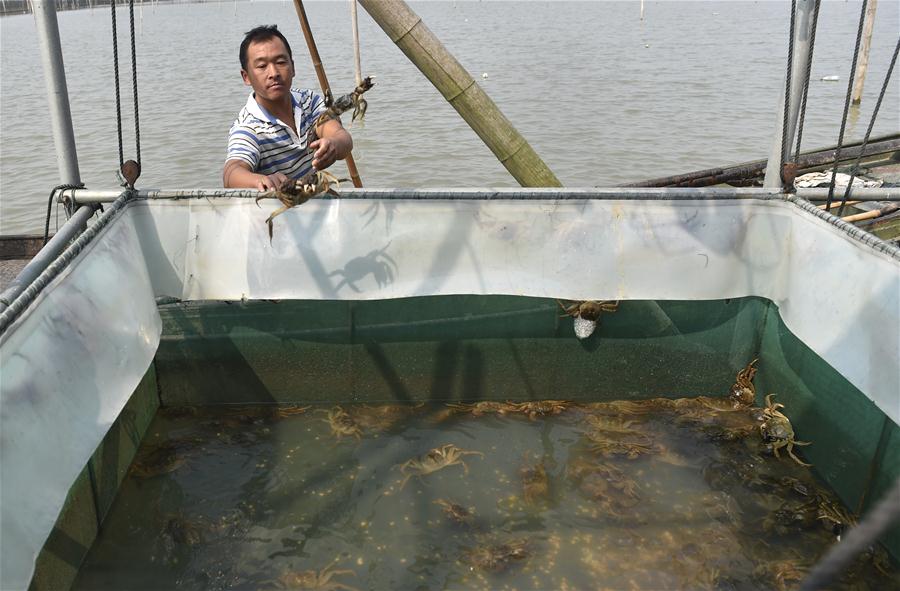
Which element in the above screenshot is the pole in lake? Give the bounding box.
[851,0,878,104]
[357,0,561,187]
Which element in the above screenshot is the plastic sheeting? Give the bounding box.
[140,196,897,426]
[0,212,161,591]
[1,193,898,590]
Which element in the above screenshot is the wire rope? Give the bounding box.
[110,0,124,169]
[128,0,141,167]
[837,36,900,216]
[781,0,798,177]
[824,0,870,212]
[43,183,84,245]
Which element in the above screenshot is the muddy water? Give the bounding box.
[73,399,897,590]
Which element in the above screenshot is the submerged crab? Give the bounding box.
[275,558,359,591]
[318,406,363,440]
[396,444,484,490]
[753,559,807,591]
[445,401,511,417]
[567,456,639,516]
[129,442,189,479]
[349,403,423,432]
[256,170,344,242]
[434,498,476,525]
[520,457,551,504]
[729,358,758,407]
[463,538,530,573]
[759,394,811,466]
[509,400,571,420]
[557,299,619,339]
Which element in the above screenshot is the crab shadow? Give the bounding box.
[328,242,398,293]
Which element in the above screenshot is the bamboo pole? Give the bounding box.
[350,0,362,86]
[357,0,561,187]
[293,0,363,187]
[293,0,363,188]
[842,204,898,223]
[851,0,878,104]
[818,200,860,210]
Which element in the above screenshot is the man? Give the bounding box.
[224,25,352,191]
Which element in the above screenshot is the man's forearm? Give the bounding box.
[332,128,353,160]
[224,160,263,188]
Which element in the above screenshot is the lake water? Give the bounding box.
[1,0,898,234]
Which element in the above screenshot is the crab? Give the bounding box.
[816,497,856,540]
[556,299,619,339]
[520,457,551,504]
[753,560,807,591]
[272,404,312,419]
[445,401,511,416]
[434,498,476,525]
[509,400,571,420]
[312,76,376,130]
[275,558,359,591]
[758,394,811,466]
[349,403,423,432]
[567,456,640,516]
[396,444,484,490]
[256,170,344,242]
[463,538,530,573]
[318,406,363,440]
[729,358,758,407]
[129,442,188,479]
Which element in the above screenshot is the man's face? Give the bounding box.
[241,37,294,104]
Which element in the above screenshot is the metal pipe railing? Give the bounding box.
[62,186,900,204]
[33,0,81,187]
[0,205,95,313]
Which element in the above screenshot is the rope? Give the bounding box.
[800,476,900,590]
[837,36,900,216]
[794,0,822,161]
[110,0,124,169]
[128,0,141,167]
[43,183,85,245]
[780,0,798,172]
[824,0,870,212]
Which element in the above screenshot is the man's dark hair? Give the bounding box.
[240,25,293,71]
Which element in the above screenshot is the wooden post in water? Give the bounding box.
[350,0,362,86]
[851,0,878,105]
[357,0,562,187]
[293,0,364,188]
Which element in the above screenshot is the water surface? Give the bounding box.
[1,1,898,233]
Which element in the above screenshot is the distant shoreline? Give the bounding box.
[0,0,220,18]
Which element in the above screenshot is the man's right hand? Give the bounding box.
[256,172,291,193]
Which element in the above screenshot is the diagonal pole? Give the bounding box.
[293,0,363,188]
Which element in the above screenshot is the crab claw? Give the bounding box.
[573,316,597,339]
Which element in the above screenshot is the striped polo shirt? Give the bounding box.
[226,88,326,179]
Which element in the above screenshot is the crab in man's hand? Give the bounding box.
[557,299,619,339]
[256,170,345,242]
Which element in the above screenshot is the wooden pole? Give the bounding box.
[842,204,898,223]
[851,0,878,105]
[640,0,644,21]
[350,0,362,86]
[357,0,561,187]
[293,0,363,188]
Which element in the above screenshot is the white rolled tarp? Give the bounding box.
[0,191,897,589]
[0,212,161,591]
